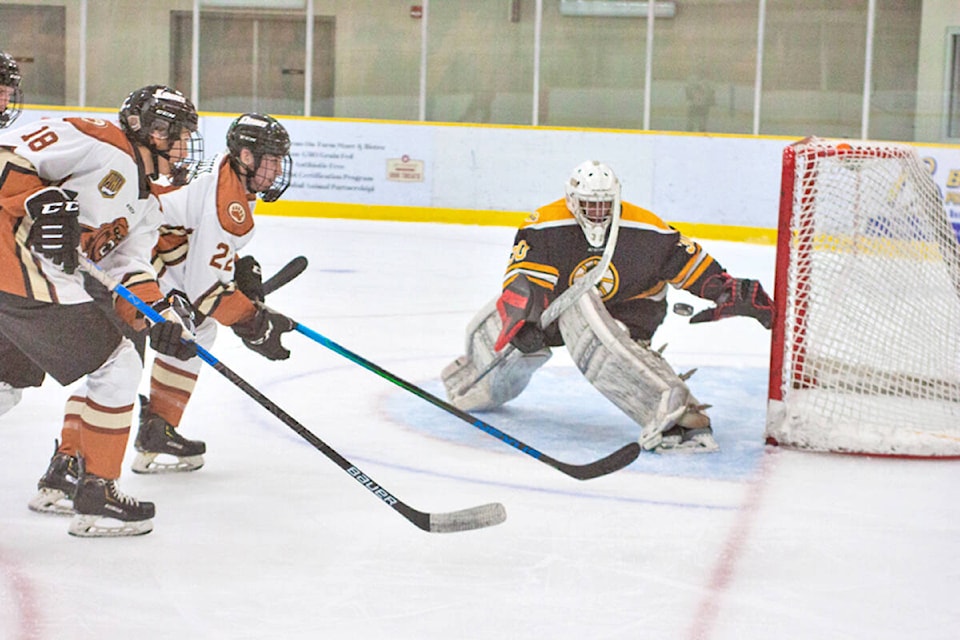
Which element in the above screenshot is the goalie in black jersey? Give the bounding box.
[442,160,773,453]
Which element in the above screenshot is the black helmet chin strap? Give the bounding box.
[147,149,162,181]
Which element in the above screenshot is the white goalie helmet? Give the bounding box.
[564,160,621,247]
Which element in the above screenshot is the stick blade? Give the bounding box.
[262,255,309,296]
[555,442,641,480]
[428,502,507,533]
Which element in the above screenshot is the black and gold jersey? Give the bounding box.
[502,199,725,341]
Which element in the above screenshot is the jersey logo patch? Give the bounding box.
[570,256,619,300]
[227,201,247,225]
[98,170,126,198]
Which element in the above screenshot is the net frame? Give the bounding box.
[766,136,960,458]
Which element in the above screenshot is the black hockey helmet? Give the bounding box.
[119,85,203,184]
[0,51,23,128]
[226,112,292,202]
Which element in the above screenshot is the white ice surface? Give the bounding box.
[1,217,958,640]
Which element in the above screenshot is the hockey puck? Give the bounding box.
[673,302,694,317]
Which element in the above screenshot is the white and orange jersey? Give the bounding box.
[0,116,162,308]
[154,152,258,327]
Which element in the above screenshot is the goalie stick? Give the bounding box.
[262,255,308,296]
[78,256,506,534]
[293,321,640,480]
[454,196,624,394]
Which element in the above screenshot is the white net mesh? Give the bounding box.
[766,137,960,456]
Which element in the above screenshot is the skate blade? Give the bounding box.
[131,452,204,474]
[653,439,720,455]
[68,514,153,538]
[28,488,75,515]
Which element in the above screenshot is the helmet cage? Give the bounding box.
[0,52,23,128]
[226,113,293,202]
[564,161,621,248]
[120,85,203,184]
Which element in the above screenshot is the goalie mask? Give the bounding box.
[0,51,23,128]
[226,113,293,203]
[119,85,203,185]
[564,160,621,248]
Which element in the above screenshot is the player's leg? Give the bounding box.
[68,335,155,536]
[132,318,214,473]
[1,295,156,533]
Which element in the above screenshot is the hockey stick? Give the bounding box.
[77,256,505,533]
[293,321,640,480]
[454,196,624,394]
[262,255,308,296]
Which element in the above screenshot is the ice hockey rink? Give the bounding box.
[1,216,958,640]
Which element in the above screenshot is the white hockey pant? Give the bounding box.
[442,297,551,411]
[68,336,143,422]
[558,289,695,449]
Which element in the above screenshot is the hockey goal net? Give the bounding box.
[766,136,960,457]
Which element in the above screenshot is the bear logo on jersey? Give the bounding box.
[81,218,130,261]
[98,170,126,198]
[570,256,619,300]
[227,201,247,225]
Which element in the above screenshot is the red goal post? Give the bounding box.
[766,136,960,458]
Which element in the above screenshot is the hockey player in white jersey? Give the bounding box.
[0,50,24,417]
[0,51,22,129]
[133,112,295,473]
[0,85,202,536]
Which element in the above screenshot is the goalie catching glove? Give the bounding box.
[25,186,82,274]
[231,303,295,361]
[148,292,198,361]
[493,276,550,354]
[690,273,773,329]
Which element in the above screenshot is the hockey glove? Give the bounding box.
[511,324,548,354]
[148,293,198,361]
[690,273,774,329]
[231,304,295,361]
[25,187,81,274]
[493,276,550,352]
[234,255,265,302]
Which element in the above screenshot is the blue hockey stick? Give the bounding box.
[77,256,506,533]
[293,322,640,480]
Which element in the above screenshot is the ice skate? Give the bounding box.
[68,466,154,538]
[28,440,80,515]
[654,405,719,454]
[132,396,205,474]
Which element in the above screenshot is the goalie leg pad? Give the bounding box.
[558,289,694,449]
[442,297,551,411]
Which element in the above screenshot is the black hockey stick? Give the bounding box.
[294,322,641,480]
[78,257,505,533]
[262,255,308,296]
